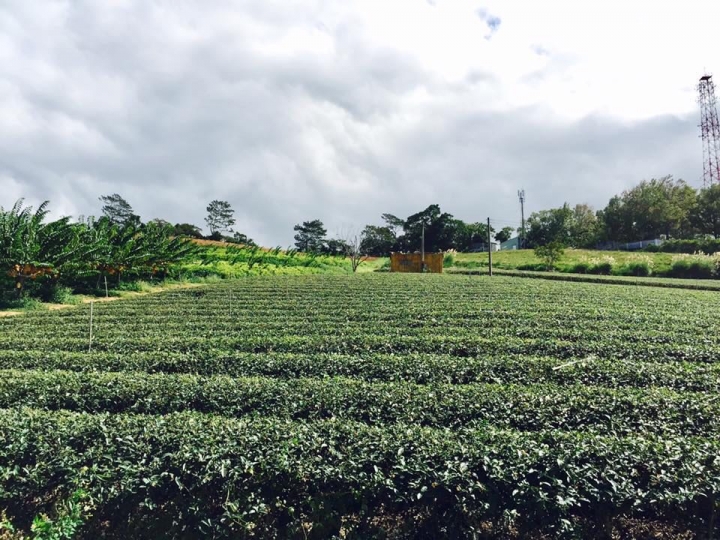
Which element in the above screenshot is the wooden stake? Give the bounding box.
[88,301,94,352]
[487,217,493,277]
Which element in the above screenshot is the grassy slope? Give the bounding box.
[0,246,382,313]
[454,248,675,272]
[447,267,720,291]
[179,246,384,278]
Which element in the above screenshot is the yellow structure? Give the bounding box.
[390,253,444,273]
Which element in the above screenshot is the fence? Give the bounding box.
[390,253,444,273]
[597,239,664,251]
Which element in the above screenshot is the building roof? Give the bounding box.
[500,236,520,249]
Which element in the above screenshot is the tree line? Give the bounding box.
[0,195,203,301]
[99,175,719,260]
[3,175,718,300]
[524,176,720,249]
[91,194,255,245]
[292,206,509,257]
[295,176,720,257]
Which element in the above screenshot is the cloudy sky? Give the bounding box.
[0,0,717,245]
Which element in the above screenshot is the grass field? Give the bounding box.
[1,274,719,538]
[448,267,720,291]
[179,244,364,278]
[453,248,676,273]
[0,245,385,314]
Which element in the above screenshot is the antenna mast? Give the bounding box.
[698,74,720,186]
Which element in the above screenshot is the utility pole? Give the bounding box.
[421,222,425,272]
[487,217,493,276]
[518,189,526,248]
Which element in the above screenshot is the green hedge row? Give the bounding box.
[646,238,720,254]
[2,351,719,392]
[448,267,720,291]
[2,333,716,362]
[2,370,718,437]
[3,323,707,356]
[1,409,718,539]
[4,276,714,363]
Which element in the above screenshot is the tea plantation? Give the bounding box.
[1,274,719,539]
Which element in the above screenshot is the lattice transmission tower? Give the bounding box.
[698,74,720,186]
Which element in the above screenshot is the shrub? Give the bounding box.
[453,260,481,269]
[588,262,613,275]
[516,263,547,272]
[615,255,653,277]
[534,242,565,271]
[668,254,716,279]
[676,261,712,279]
[41,285,81,305]
[0,409,717,539]
[443,253,455,267]
[617,261,652,277]
[568,262,590,274]
[1,489,90,540]
[655,239,720,254]
[15,297,45,311]
[578,255,616,275]
[115,281,144,292]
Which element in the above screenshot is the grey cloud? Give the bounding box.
[380,109,699,226]
[0,0,703,245]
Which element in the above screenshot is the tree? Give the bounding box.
[341,232,366,273]
[99,194,140,227]
[525,205,573,248]
[692,184,720,238]
[401,204,457,252]
[205,200,236,235]
[230,232,255,246]
[0,200,86,297]
[359,225,396,256]
[328,228,368,272]
[86,219,198,285]
[494,227,514,244]
[452,220,491,252]
[599,176,696,242]
[173,223,203,238]
[294,220,327,252]
[381,213,405,236]
[372,206,496,253]
[148,218,171,228]
[322,238,350,256]
[534,241,565,271]
[624,176,696,240]
[525,203,600,248]
[569,204,600,248]
[597,196,631,243]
